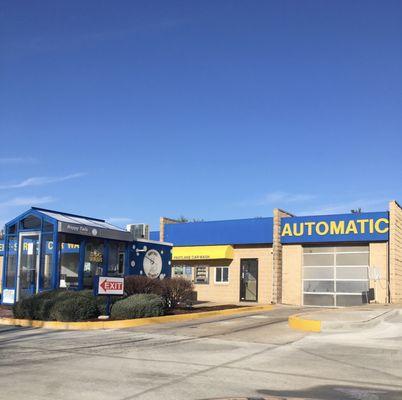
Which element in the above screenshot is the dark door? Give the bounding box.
[240,259,258,302]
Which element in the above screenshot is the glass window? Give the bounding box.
[5,237,18,288]
[20,215,41,230]
[336,295,366,307]
[173,265,193,280]
[335,246,369,253]
[215,267,229,283]
[304,247,335,254]
[107,242,125,276]
[84,240,104,288]
[303,254,334,266]
[108,242,119,276]
[41,235,53,289]
[59,242,80,289]
[303,267,334,280]
[194,265,209,284]
[7,224,17,234]
[0,256,3,290]
[336,252,369,266]
[336,267,368,280]
[43,220,54,232]
[304,280,334,293]
[336,281,369,293]
[304,294,335,306]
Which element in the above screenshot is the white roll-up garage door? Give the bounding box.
[303,245,370,306]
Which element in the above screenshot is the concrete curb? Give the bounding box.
[321,309,400,332]
[0,304,275,331]
[288,313,321,332]
[288,308,401,333]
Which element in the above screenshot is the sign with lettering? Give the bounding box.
[58,222,131,242]
[281,212,389,243]
[97,276,124,295]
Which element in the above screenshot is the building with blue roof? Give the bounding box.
[158,201,401,307]
[0,208,172,305]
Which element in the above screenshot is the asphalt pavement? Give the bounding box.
[1,306,402,400]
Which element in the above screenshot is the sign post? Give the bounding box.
[95,276,124,317]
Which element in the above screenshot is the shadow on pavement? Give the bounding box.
[257,384,402,400]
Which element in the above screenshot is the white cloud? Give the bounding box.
[236,191,315,208]
[0,172,86,190]
[297,198,389,216]
[0,196,55,208]
[0,157,37,164]
[258,191,316,205]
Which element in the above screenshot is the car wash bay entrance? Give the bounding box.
[1,208,132,304]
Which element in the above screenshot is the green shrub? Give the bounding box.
[124,275,163,296]
[49,295,99,322]
[111,293,164,320]
[13,290,102,321]
[160,277,194,310]
[13,297,35,319]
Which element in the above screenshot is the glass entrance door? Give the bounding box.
[240,259,258,302]
[18,233,40,300]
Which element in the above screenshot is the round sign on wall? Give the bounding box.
[143,249,163,279]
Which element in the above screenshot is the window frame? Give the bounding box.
[214,266,229,285]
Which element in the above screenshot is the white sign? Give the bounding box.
[27,243,34,255]
[97,276,124,295]
[2,289,15,304]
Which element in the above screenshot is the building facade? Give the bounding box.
[0,208,172,305]
[158,200,402,307]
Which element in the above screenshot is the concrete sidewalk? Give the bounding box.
[289,305,402,332]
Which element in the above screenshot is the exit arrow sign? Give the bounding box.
[97,276,124,295]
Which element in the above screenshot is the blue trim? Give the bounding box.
[78,238,86,290]
[165,217,273,246]
[103,240,109,275]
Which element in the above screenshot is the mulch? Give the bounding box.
[0,305,13,318]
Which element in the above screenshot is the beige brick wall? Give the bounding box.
[390,200,402,303]
[281,244,303,305]
[173,245,273,304]
[369,242,388,304]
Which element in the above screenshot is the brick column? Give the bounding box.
[389,200,402,303]
[272,208,293,304]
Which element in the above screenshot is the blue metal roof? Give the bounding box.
[164,217,273,246]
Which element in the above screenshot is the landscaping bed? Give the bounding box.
[7,276,201,322]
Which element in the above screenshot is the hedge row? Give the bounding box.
[12,277,194,322]
[12,290,109,322]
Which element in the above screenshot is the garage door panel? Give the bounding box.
[303,245,369,307]
[303,294,335,306]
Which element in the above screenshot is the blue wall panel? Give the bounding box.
[165,217,273,246]
[149,231,160,241]
[281,212,389,243]
[128,240,172,279]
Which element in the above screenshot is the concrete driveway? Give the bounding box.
[0,306,401,400]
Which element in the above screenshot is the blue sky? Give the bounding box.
[1,0,401,230]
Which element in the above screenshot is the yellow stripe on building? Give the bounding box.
[172,245,234,261]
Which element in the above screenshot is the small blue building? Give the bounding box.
[0,208,172,305]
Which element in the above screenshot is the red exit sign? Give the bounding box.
[97,277,124,295]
